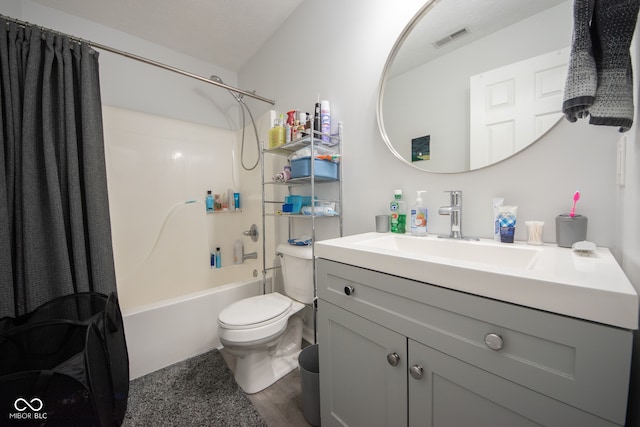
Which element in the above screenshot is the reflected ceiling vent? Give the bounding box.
[433,27,470,48]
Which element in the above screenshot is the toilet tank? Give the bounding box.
[277,244,314,304]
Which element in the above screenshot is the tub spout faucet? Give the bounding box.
[439,190,463,239]
[243,251,257,261]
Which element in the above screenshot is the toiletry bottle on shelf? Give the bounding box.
[313,101,321,140]
[215,247,222,268]
[303,112,311,136]
[206,190,214,212]
[411,190,428,236]
[227,189,235,211]
[287,110,296,141]
[234,240,243,264]
[268,116,285,148]
[234,192,240,210]
[493,198,504,241]
[285,121,291,144]
[390,190,406,234]
[210,251,216,269]
[320,100,331,143]
[268,118,278,149]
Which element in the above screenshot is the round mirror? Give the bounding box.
[378,0,571,173]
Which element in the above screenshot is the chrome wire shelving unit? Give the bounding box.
[260,125,342,342]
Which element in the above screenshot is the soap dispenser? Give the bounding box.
[411,190,428,236]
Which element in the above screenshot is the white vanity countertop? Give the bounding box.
[314,232,639,330]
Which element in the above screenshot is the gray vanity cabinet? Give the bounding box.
[318,302,407,427]
[317,259,633,427]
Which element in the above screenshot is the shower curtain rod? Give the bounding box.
[1,14,276,106]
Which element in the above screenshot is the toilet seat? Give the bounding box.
[218,293,304,346]
[219,293,292,329]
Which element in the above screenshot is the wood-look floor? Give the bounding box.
[220,348,314,427]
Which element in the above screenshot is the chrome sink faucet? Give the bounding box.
[438,190,464,239]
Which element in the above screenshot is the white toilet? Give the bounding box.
[217,243,313,394]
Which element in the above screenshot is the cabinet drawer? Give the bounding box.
[317,259,633,425]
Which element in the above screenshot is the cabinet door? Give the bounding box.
[318,300,407,427]
[408,339,618,427]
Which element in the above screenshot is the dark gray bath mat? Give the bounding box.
[122,349,267,426]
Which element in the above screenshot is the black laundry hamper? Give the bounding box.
[0,292,129,426]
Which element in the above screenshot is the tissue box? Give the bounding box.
[290,157,338,180]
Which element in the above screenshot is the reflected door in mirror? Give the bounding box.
[469,48,568,169]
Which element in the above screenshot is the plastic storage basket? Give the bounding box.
[290,157,338,180]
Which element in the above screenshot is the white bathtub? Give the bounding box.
[122,277,265,379]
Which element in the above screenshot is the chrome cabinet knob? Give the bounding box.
[387,352,400,366]
[409,365,424,380]
[344,285,355,296]
[484,333,504,351]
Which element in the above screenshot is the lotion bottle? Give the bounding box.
[410,190,428,236]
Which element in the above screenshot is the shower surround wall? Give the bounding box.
[103,106,262,312]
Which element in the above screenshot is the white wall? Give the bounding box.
[6,0,240,130]
[239,0,639,423]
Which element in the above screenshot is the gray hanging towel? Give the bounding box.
[563,0,597,123]
[589,0,640,131]
[563,0,640,132]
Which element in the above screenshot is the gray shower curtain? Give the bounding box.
[0,18,117,317]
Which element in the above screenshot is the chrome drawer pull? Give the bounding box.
[344,285,355,296]
[484,333,504,351]
[387,352,400,366]
[409,365,424,380]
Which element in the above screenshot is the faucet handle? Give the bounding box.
[444,190,462,205]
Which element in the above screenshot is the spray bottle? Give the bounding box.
[320,100,331,143]
[390,190,406,234]
[411,190,428,236]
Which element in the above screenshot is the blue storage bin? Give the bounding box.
[284,195,303,213]
[290,157,338,180]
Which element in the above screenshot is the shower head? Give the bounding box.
[210,75,243,102]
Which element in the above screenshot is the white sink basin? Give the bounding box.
[354,234,539,270]
[314,232,638,329]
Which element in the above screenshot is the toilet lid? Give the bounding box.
[219,293,292,327]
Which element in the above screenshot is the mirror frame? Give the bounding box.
[376,0,564,174]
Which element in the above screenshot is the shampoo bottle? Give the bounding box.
[410,190,428,236]
[215,247,222,268]
[206,190,214,212]
[390,190,407,234]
